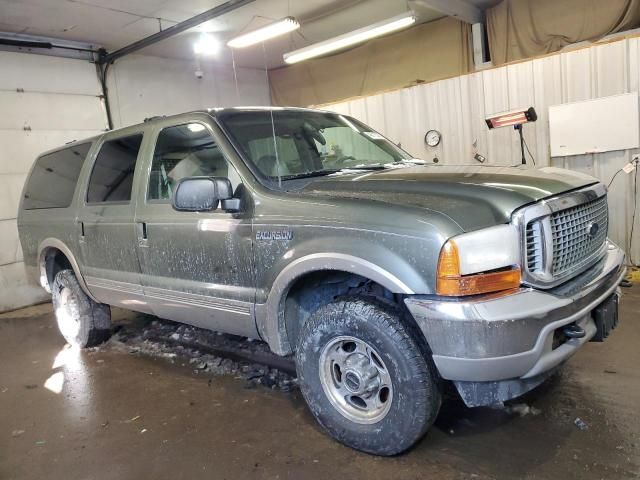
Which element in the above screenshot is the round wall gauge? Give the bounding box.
[425,129,441,147]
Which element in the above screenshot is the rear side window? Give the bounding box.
[23,142,92,210]
[87,134,143,203]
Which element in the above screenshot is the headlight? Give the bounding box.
[436,225,521,296]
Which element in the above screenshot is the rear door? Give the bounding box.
[133,117,256,337]
[77,129,151,311]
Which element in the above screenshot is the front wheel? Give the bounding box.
[295,297,441,455]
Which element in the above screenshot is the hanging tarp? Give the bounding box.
[487,0,640,65]
[269,17,472,107]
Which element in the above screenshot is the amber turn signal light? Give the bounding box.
[436,240,521,296]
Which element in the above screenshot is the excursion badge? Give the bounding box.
[256,230,293,241]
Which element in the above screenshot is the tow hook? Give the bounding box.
[563,323,586,339]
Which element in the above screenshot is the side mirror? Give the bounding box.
[171,177,233,212]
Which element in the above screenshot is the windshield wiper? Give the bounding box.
[384,159,426,168]
[279,165,386,180]
[337,165,386,171]
[279,169,341,180]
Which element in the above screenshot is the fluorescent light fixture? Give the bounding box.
[283,12,416,64]
[228,16,300,48]
[194,33,219,55]
[486,107,538,129]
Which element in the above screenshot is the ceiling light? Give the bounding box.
[283,12,416,64]
[194,33,219,55]
[187,123,206,133]
[228,16,300,48]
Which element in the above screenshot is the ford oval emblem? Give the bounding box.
[587,222,599,237]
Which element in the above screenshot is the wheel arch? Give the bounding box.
[257,253,417,356]
[37,238,96,301]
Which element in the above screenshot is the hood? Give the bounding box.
[299,165,598,231]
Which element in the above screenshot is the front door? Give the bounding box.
[134,120,256,337]
[78,131,152,312]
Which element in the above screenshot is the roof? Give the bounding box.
[36,105,339,158]
[130,105,338,129]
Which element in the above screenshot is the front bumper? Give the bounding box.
[405,241,626,406]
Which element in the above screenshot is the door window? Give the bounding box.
[148,123,238,201]
[87,134,143,203]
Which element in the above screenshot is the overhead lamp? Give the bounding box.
[283,12,416,64]
[486,107,538,165]
[227,16,300,48]
[194,33,220,55]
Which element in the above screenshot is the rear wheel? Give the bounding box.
[51,269,111,348]
[295,297,441,455]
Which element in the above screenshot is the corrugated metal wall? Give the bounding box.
[322,36,640,263]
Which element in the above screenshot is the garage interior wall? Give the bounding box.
[107,54,270,128]
[0,50,270,313]
[487,0,640,65]
[0,51,106,312]
[269,17,472,107]
[322,35,640,262]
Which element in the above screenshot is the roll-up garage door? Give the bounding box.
[0,50,107,312]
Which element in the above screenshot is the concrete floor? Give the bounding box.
[1,289,639,480]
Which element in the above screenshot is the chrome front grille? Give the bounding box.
[526,220,543,272]
[549,196,608,276]
[517,184,608,288]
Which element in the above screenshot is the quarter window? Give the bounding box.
[23,143,92,210]
[87,134,143,203]
[148,123,236,201]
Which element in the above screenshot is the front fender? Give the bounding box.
[255,231,442,355]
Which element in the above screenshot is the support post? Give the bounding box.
[515,125,526,165]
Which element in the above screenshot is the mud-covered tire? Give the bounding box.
[51,269,111,348]
[295,297,441,456]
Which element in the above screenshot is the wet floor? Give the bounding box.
[1,289,639,480]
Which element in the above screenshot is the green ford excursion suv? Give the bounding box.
[18,107,625,455]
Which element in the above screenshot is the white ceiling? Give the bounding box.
[0,0,498,69]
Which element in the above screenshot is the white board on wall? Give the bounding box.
[549,92,639,157]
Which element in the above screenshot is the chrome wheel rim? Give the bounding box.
[56,287,80,340]
[319,336,393,424]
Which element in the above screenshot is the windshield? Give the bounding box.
[217,110,411,183]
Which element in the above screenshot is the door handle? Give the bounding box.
[137,221,148,245]
[77,220,85,243]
